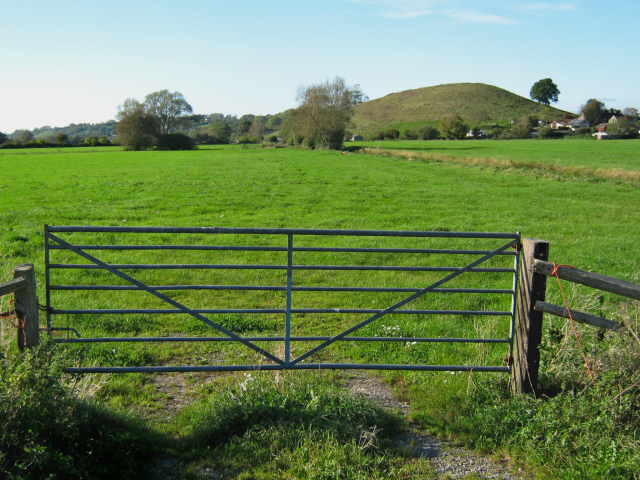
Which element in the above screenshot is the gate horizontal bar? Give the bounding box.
[48,244,516,256]
[50,285,514,294]
[52,335,509,344]
[64,364,510,373]
[47,226,519,239]
[51,308,512,316]
[49,263,514,273]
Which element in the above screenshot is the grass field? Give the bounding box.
[353,138,640,173]
[1,142,639,478]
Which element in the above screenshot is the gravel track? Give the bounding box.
[346,372,525,479]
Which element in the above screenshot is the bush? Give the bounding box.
[402,128,418,140]
[418,125,440,140]
[384,129,400,140]
[538,126,563,139]
[0,344,155,478]
[156,133,195,150]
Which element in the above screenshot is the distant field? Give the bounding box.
[353,138,640,172]
[2,145,639,477]
[2,146,638,355]
[1,145,638,383]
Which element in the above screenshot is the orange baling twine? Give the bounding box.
[551,263,596,383]
[0,295,27,349]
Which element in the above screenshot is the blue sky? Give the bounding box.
[1,0,639,133]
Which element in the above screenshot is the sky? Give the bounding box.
[1,0,639,133]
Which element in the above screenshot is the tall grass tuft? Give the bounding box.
[178,371,431,478]
[363,147,640,183]
[415,284,640,479]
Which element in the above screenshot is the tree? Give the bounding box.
[208,121,231,144]
[0,132,7,145]
[403,128,418,140]
[384,128,399,139]
[55,133,69,145]
[514,115,537,139]
[418,125,439,140]
[115,108,160,151]
[438,115,468,140]
[581,99,606,126]
[350,84,369,104]
[530,78,560,105]
[116,90,194,150]
[289,76,362,150]
[237,119,252,136]
[623,107,638,121]
[248,120,264,141]
[143,90,193,134]
[18,130,34,143]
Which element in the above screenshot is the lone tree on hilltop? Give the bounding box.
[530,78,560,105]
[284,77,365,150]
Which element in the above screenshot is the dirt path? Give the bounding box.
[147,371,525,479]
[346,372,525,480]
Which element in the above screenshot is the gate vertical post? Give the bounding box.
[511,238,549,395]
[285,234,294,367]
[13,264,40,351]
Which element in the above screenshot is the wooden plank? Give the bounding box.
[511,238,549,395]
[534,259,640,301]
[13,264,40,350]
[535,301,621,331]
[0,278,27,297]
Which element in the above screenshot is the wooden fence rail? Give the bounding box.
[0,264,40,351]
[511,246,640,394]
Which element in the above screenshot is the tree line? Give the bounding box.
[3,78,639,151]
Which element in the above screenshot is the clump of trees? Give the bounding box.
[438,115,468,140]
[281,77,366,150]
[115,90,195,151]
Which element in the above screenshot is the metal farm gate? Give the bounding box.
[44,226,520,373]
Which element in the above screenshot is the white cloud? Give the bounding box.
[347,1,518,24]
[450,12,516,24]
[519,3,578,13]
[380,9,434,19]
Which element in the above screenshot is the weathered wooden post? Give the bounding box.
[511,239,549,395]
[13,264,40,351]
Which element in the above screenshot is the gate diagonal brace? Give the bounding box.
[47,233,285,367]
[290,239,518,366]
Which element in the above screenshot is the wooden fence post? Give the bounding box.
[13,264,40,351]
[511,238,549,395]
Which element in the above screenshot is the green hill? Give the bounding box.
[351,82,569,135]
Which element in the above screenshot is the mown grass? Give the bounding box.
[1,144,639,477]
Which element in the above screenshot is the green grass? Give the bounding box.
[1,143,639,478]
[353,138,640,172]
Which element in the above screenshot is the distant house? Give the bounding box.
[569,114,590,130]
[350,134,363,141]
[551,120,572,130]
